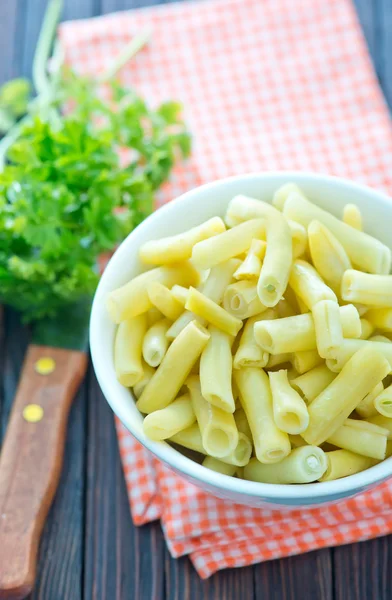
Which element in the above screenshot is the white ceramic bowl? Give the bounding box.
[90,172,392,509]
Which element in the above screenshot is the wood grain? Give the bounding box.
[0,1,392,600]
[0,2,19,84]
[165,554,254,600]
[0,345,87,599]
[254,550,333,600]
[29,379,87,600]
[333,537,392,600]
[101,0,172,12]
[83,370,166,600]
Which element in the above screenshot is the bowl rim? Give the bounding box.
[90,170,392,501]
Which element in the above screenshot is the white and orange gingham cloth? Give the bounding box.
[60,0,392,578]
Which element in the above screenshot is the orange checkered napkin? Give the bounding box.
[60,0,392,578]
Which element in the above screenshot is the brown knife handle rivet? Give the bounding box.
[23,404,44,423]
[34,357,56,375]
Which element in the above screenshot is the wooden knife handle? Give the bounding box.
[0,344,88,600]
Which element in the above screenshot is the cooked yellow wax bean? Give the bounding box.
[367,414,392,439]
[366,308,392,333]
[296,296,310,314]
[133,362,155,398]
[289,220,307,259]
[269,370,309,434]
[289,435,307,448]
[142,393,196,440]
[200,326,235,412]
[341,270,392,307]
[257,209,293,307]
[170,424,205,454]
[170,284,189,305]
[201,258,242,301]
[114,314,147,386]
[254,304,359,354]
[302,346,390,446]
[147,307,162,326]
[386,440,392,457]
[202,457,237,476]
[234,239,267,280]
[165,311,200,340]
[266,353,292,369]
[308,220,351,295]
[343,203,363,231]
[326,418,388,460]
[287,367,300,381]
[283,192,391,274]
[276,298,297,318]
[191,219,266,270]
[137,321,210,413]
[312,300,343,359]
[142,318,170,367]
[245,446,327,484]
[225,195,303,260]
[222,433,253,467]
[272,183,308,211]
[289,259,337,310]
[166,258,241,340]
[233,309,276,369]
[107,262,199,323]
[282,284,301,314]
[185,287,243,336]
[225,197,294,306]
[224,280,267,319]
[319,450,377,482]
[171,423,252,467]
[291,349,323,374]
[234,368,290,464]
[355,382,384,418]
[139,217,226,264]
[373,384,392,418]
[147,281,184,321]
[326,340,392,373]
[187,376,238,458]
[291,365,336,403]
[359,318,375,339]
[370,335,392,343]
[234,408,252,439]
[353,303,369,317]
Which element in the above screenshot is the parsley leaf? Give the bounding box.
[0,73,191,322]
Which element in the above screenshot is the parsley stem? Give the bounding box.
[0,0,63,170]
[33,0,63,96]
[99,29,151,83]
[0,116,27,170]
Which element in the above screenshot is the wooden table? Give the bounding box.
[1,1,392,598]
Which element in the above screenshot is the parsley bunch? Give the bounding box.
[0,7,190,322]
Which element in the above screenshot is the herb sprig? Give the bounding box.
[0,1,191,322]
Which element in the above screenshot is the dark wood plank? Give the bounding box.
[0,2,19,84]
[29,382,87,600]
[62,0,102,20]
[333,536,392,600]
[377,0,392,107]
[1,310,29,441]
[100,0,172,13]
[354,0,378,72]
[254,550,333,600]
[84,369,166,600]
[0,311,86,600]
[20,0,101,83]
[166,554,254,600]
